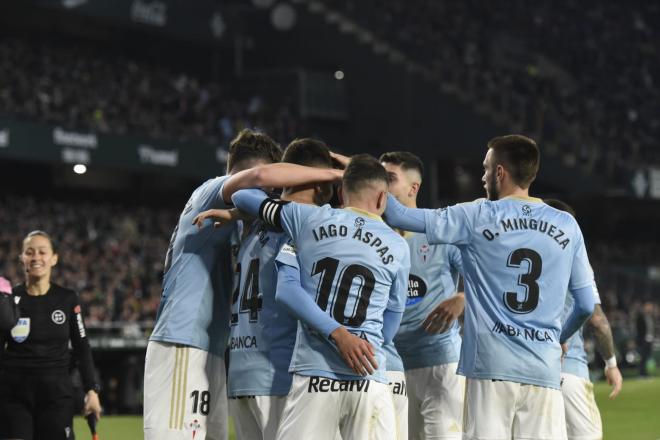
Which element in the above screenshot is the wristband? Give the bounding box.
[604,356,617,370]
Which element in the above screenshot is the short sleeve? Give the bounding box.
[424,201,479,246]
[275,237,299,269]
[568,232,594,291]
[387,245,410,313]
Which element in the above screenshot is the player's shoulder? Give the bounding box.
[388,226,410,250]
[195,175,228,192]
[446,198,490,217]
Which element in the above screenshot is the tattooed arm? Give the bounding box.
[588,304,622,399]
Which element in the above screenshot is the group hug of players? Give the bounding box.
[143,129,623,440]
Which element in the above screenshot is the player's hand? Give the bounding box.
[330,326,378,376]
[604,366,623,399]
[422,293,465,334]
[0,277,11,295]
[192,208,240,229]
[330,151,351,169]
[330,168,344,181]
[84,390,102,421]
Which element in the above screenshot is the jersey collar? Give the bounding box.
[344,206,383,222]
[502,195,544,204]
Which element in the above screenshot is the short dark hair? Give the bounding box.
[342,154,389,194]
[544,199,576,218]
[227,129,282,173]
[23,230,57,254]
[379,151,424,179]
[282,138,333,168]
[487,135,539,188]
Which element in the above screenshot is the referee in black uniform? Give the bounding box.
[0,231,102,440]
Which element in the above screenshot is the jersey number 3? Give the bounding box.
[504,248,542,314]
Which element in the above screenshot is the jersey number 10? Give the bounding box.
[312,257,375,327]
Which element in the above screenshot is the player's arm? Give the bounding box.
[220,163,343,203]
[383,246,410,344]
[192,207,251,229]
[0,277,19,332]
[275,262,377,375]
[561,233,596,343]
[423,292,465,334]
[384,195,476,245]
[560,285,595,344]
[423,246,465,333]
[383,194,427,232]
[382,310,403,345]
[68,296,102,420]
[232,188,312,242]
[588,304,623,399]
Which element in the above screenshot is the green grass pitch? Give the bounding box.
[74,377,660,440]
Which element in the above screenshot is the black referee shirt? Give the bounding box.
[0,283,97,391]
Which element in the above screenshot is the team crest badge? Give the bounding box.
[11,318,30,343]
[418,244,430,263]
[522,205,532,216]
[354,217,365,228]
[187,419,202,439]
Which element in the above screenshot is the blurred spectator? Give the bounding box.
[636,301,656,377]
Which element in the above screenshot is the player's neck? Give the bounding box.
[25,277,51,296]
[498,185,529,200]
[281,187,316,205]
[343,200,381,218]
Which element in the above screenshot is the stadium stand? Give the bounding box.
[323,0,660,177]
[0,37,300,145]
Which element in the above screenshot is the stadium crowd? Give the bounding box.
[0,37,300,145]
[0,195,175,328]
[329,0,660,179]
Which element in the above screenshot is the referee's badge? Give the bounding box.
[52,309,66,324]
[11,317,30,343]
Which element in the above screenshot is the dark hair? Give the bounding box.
[282,138,333,168]
[227,129,282,173]
[23,230,57,254]
[342,154,389,194]
[544,199,576,218]
[487,135,539,188]
[379,151,424,179]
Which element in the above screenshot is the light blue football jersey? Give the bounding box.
[384,342,404,372]
[227,223,298,396]
[422,197,594,389]
[271,203,410,384]
[150,176,235,356]
[390,232,463,370]
[562,276,601,379]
